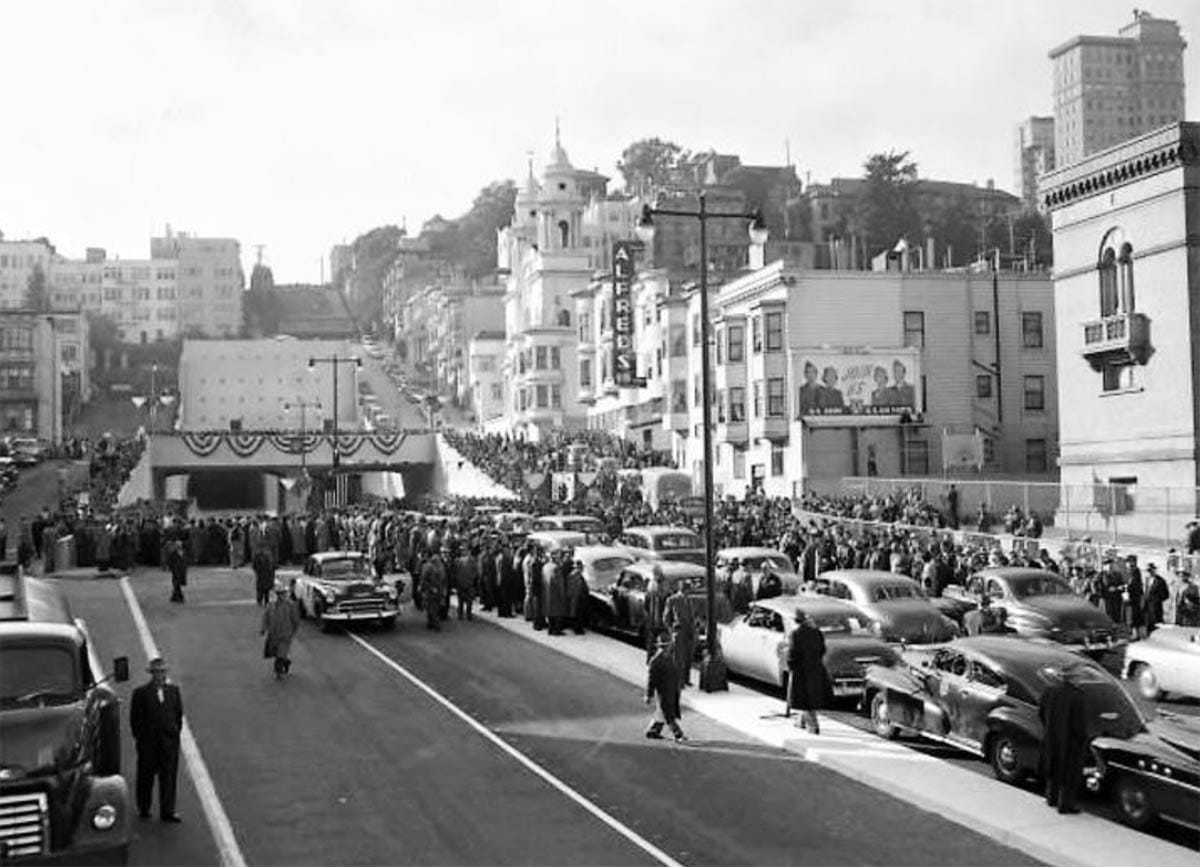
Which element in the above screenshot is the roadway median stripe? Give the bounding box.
[348,633,687,867]
[119,578,248,867]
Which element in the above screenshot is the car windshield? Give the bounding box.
[807,612,856,634]
[321,558,371,580]
[590,556,633,574]
[653,533,701,550]
[747,554,792,572]
[0,646,80,707]
[1009,575,1075,599]
[562,518,603,534]
[869,582,923,602]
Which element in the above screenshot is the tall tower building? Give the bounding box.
[1013,116,1056,209]
[1050,10,1187,168]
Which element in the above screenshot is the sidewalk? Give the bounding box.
[473,607,1195,867]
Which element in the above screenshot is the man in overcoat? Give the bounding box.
[662,581,695,687]
[786,610,828,734]
[130,658,184,822]
[1038,664,1089,814]
[645,633,686,741]
[261,586,300,677]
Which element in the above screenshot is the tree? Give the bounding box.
[926,193,981,268]
[855,151,922,261]
[455,180,517,278]
[23,264,50,312]
[617,137,689,195]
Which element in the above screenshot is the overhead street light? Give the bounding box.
[307,355,362,469]
[636,193,768,693]
[282,398,323,470]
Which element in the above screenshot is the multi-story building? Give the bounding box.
[0,310,89,443]
[467,331,507,429]
[47,250,104,314]
[380,235,432,335]
[0,240,53,310]
[1050,10,1187,168]
[495,130,606,440]
[1014,116,1056,210]
[1040,121,1199,541]
[150,228,244,337]
[98,258,179,344]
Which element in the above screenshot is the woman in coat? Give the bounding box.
[544,553,569,636]
[786,610,829,734]
[261,587,300,678]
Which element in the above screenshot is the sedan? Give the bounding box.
[616,525,706,566]
[285,551,400,632]
[570,545,635,593]
[807,570,959,644]
[716,547,802,595]
[719,596,898,695]
[1123,626,1200,701]
[865,637,1145,785]
[590,560,732,643]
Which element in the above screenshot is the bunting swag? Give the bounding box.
[177,431,410,460]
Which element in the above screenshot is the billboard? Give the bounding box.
[795,348,922,419]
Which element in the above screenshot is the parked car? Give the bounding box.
[1089,712,1200,832]
[616,525,706,566]
[589,560,732,643]
[806,570,959,644]
[864,636,1144,785]
[532,514,607,537]
[716,547,803,595]
[526,530,595,554]
[570,545,635,593]
[1122,626,1200,701]
[286,551,401,632]
[493,511,535,536]
[943,567,1126,665]
[719,596,898,695]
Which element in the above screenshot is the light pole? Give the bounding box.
[281,398,322,471]
[307,354,361,469]
[130,363,175,434]
[637,193,768,693]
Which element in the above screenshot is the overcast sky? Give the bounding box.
[2,0,1196,283]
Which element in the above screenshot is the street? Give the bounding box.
[64,566,1041,866]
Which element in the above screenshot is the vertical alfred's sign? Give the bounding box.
[611,240,639,387]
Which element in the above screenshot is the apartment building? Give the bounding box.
[1050,10,1187,167]
[0,240,53,310]
[1014,116,1056,210]
[468,331,507,429]
[0,310,89,443]
[150,228,244,337]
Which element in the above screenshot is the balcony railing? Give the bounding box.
[1081,312,1152,369]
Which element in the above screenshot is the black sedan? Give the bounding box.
[589,560,733,644]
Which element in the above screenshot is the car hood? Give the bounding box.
[1016,595,1114,627]
[0,703,88,779]
[316,579,383,594]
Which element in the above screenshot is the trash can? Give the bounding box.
[54,535,77,573]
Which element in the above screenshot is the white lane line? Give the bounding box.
[348,633,685,867]
[119,578,248,867]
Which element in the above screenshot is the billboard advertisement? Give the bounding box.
[795,348,921,419]
[611,240,642,387]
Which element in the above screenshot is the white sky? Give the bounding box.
[1,0,1196,284]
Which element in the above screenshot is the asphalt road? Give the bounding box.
[63,567,1041,867]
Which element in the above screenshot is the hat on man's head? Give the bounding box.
[146,657,169,673]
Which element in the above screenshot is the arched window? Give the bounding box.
[558,220,570,248]
[1118,242,1135,313]
[1099,247,1118,316]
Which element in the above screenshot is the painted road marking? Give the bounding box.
[349,633,686,867]
[119,578,248,867]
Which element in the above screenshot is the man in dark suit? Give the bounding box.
[130,657,184,822]
[1038,664,1089,814]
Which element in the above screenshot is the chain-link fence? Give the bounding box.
[820,476,1200,551]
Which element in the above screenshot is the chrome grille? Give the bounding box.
[336,597,389,614]
[0,791,48,858]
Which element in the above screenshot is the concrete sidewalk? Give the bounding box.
[472,607,1195,867]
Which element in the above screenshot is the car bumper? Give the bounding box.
[323,607,397,622]
[831,678,866,697]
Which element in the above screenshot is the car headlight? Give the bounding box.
[91,804,118,831]
[320,588,339,603]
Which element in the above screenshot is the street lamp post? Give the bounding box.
[307,355,361,469]
[282,398,322,471]
[637,192,768,693]
[130,363,174,434]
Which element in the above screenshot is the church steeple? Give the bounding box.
[548,116,572,170]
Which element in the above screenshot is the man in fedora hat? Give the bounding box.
[129,657,184,822]
[1143,563,1169,634]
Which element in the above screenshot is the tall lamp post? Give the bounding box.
[307,354,361,469]
[130,363,175,434]
[636,193,768,693]
[281,398,322,471]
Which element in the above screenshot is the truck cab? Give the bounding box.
[0,574,131,864]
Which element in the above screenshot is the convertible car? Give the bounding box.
[943,568,1126,665]
[807,570,959,644]
[1122,626,1200,701]
[287,551,401,632]
[719,596,898,696]
[863,636,1144,785]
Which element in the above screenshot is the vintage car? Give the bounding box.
[806,570,959,644]
[864,636,1144,785]
[525,530,597,554]
[1089,712,1200,832]
[944,567,1126,663]
[288,551,401,632]
[492,511,535,536]
[531,514,607,537]
[1122,626,1200,701]
[616,525,707,566]
[716,547,803,596]
[569,545,635,593]
[719,596,898,695]
[589,560,732,642]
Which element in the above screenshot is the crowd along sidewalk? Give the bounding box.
[474,607,1195,867]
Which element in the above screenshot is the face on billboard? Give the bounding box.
[796,352,919,418]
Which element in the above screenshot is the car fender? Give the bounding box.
[986,704,1041,745]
